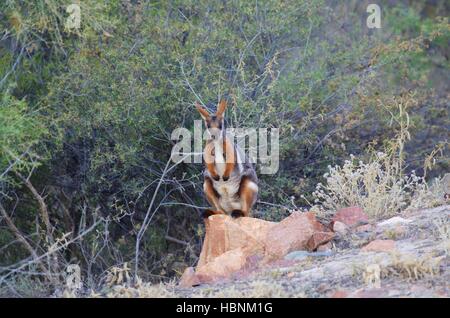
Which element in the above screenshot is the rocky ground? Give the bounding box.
[175,205,449,298]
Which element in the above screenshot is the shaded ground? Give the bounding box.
[5,205,447,298]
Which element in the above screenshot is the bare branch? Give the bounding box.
[0,202,50,276]
[15,172,53,243]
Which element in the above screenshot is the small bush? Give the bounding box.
[312,152,445,219]
[311,93,446,220]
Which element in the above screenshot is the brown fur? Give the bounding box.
[196,100,258,219]
[237,176,257,217]
[204,142,220,180]
[222,138,235,181]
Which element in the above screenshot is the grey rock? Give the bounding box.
[284,250,334,261]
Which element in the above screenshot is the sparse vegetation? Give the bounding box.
[311,151,444,219]
[381,252,443,281]
[311,94,446,220]
[0,0,449,297]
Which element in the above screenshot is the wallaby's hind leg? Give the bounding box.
[233,176,258,218]
[202,177,225,218]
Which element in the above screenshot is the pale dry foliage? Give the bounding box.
[380,253,444,281]
[73,279,178,298]
[191,280,292,298]
[100,263,177,298]
[433,215,450,242]
[311,94,446,220]
[104,262,132,287]
[61,262,177,298]
[312,153,444,220]
[63,258,293,298]
[101,280,177,298]
[408,176,448,210]
[355,249,445,286]
[433,214,450,255]
[84,278,293,298]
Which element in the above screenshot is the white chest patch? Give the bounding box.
[209,138,245,213]
[213,141,226,176]
[212,175,241,213]
[212,139,243,177]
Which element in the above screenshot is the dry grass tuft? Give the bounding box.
[355,252,444,287]
[311,94,446,220]
[433,214,450,255]
[62,263,178,298]
[191,280,293,298]
[381,253,443,281]
[102,280,177,298]
[311,152,443,219]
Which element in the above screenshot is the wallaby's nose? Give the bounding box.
[207,127,222,140]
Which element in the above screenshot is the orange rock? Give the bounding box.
[332,206,368,227]
[179,267,201,288]
[306,232,335,251]
[264,212,333,260]
[333,221,349,235]
[331,290,349,298]
[183,212,334,285]
[317,241,333,252]
[196,248,249,282]
[194,215,276,283]
[361,239,396,252]
[197,215,276,268]
[352,288,386,298]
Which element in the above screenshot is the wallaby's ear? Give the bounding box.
[216,99,227,117]
[195,102,210,120]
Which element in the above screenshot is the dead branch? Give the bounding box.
[165,235,189,246]
[0,202,50,276]
[15,172,53,243]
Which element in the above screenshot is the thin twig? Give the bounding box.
[165,235,189,246]
[0,45,25,88]
[0,218,104,285]
[15,172,53,244]
[179,61,206,107]
[0,202,50,276]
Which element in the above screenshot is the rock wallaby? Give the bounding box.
[196,99,258,218]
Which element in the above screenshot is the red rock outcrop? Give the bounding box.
[179,211,334,287]
[179,267,200,288]
[331,206,368,227]
[264,212,331,261]
[361,239,396,252]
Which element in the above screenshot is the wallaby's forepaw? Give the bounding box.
[222,175,229,181]
[231,210,244,218]
[212,175,220,181]
[202,209,216,219]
